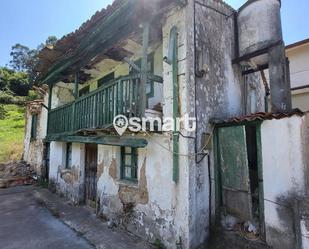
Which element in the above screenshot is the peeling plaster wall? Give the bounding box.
[23,94,48,176]
[93,5,192,248]
[186,1,241,248]
[96,133,189,249]
[48,142,85,204]
[184,1,266,247]
[51,82,75,108]
[261,116,308,249]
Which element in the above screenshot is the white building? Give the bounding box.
[23,1,308,248]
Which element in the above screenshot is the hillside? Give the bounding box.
[0,104,25,163]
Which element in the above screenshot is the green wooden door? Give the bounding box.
[218,126,252,221]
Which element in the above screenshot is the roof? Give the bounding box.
[35,0,174,84]
[286,38,309,50]
[212,109,304,125]
[36,0,126,79]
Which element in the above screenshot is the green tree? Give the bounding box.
[9,36,58,84]
[0,67,29,96]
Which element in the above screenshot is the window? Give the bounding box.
[79,85,90,97]
[65,143,72,169]
[31,114,38,140]
[98,72,115,88]
[121,147,138,181]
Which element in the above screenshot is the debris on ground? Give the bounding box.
[0,161,36,188]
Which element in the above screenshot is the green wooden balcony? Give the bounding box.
[47,75,141,135]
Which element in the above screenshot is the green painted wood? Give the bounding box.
[74,72,79,99]
[31,114,38,140]
[139,22,150,117]
[45,135,148,148]
[217,125,253,220]
[165,26,179,183]
[47,75,141,135]
[218,126,250,190]
[42,0,137,84]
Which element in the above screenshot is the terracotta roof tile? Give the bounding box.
[211,109,304,125]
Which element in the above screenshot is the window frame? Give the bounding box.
[65,142,73,169]
[30,114,38,140]
[120,147,138,182]
[79,85,90,97]
[98,72,115,88]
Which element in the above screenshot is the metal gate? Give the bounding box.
[85,144,98,205]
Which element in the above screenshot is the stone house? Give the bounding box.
[23,0,309,248]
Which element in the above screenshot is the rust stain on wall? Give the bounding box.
[109,159,117,179]
[118,158,149,206]
[60,166,79,185]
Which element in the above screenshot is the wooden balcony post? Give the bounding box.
[139,22,150,117]
[47,83,53,134]
[74,72,79,99]
[47,84,52,110]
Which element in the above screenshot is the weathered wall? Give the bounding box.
[96,133,189,249]
[51,82,75,108]
[186,1,242,247]
[261,116,308,249]
[95,4,191,248]
[23,95,48,176]
[48,142,85,204]
[78,43,163,110]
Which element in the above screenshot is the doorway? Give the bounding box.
[85,144,98,207]
[216,123,264,237]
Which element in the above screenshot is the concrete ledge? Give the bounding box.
[34,187,153,249]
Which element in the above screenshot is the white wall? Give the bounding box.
[261,115,308,248]
[49,141,85,203]
[287,42,309,89]
[95,132,189,249]
[23,93,49,176]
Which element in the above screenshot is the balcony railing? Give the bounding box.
[47,75,141,135]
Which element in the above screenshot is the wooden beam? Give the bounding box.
[123,57,141,72]
[139,22,150,117]
[74,72,79,99]
[45,135,148,148]
[41,0,136,84]
[48,84,52,109]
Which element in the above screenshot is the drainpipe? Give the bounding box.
[164,26,179,183]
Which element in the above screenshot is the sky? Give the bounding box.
[0,0,308,67]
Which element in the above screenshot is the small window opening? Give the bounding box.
[121,147,138,181]
[98,72,115,88]
[65,143,72,169]
[31,114,38,140]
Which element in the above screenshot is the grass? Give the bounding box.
[0,104,25,163]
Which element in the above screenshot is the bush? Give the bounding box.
[0,104,7,119]
[25,90,39,101]
[9,78,29,96]
[0,91,26,105]
[0,91,15,104]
